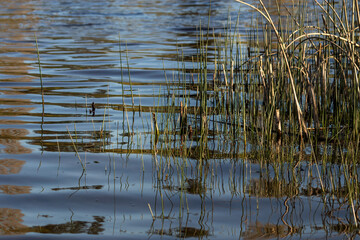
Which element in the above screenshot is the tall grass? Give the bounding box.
[149,0,360,228]
[51,0,360,232]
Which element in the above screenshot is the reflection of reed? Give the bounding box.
[0,107,35,115]
[0,208,27,235]
[0,159,25,174]
[0,0,37,82]
[152,226,209,238]
[176,227,209,238]
[149,168,211,238]
[184,178,206,194]
[0,98,32,106]
[0,208,105,235]
[241,221,293,239]
[0,159,30,195]
[0,56,35,79]
[51,185,102,191]
[0,120,25,125]
[28,216,105,234]
[246,178,298,198]
[0,128,31,154]
[0,185,31,195]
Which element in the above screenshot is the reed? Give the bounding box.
[42,0,360,232]
[146,0,360,230]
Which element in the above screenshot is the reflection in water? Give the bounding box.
[241,221,298,239]
[177,227,209,238]
[0,107,35,116]
[246,178,298,198]
[0,0,37,95]
[52,185,102,191]
[152,226,210,238]
[0,208,26,235]
[330,223,359,238]
[0,159,25,174]
[0,98,32,106]
[184,178,206,195]
[0,0,357,239]
[0,207,105,235]
[0,128,31,154]
[29,216,105,235]
[0,56,35,80]
[0,159,30,194]
[0,185,31,195]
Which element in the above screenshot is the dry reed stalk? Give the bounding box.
[222,64,228,87]
[236,0,309,138]
[306,80,320,130]
[147,203,155,220]
[275,109,282,137]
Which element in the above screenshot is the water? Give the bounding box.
[0,0,356,239]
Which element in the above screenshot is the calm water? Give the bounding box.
[0,0,354,239]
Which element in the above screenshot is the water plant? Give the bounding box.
[147,0,360,230]
[48,0,360,234]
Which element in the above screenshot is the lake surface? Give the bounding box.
[0,0,355,239]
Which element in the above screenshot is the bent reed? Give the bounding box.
[150,0,360,227]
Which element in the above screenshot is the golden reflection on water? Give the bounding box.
[0,159,31,195]
[259,0,299,16]
[0,0,38,156]
[241,221,296,239]
[0,98,32,106]
[0,159,25,174]
[0,0,37,101]
[0,185,31,195]
[0,56,35,79]
[0,128,32,154]
[0,107,35,116]
[0,208,27,235]
[0,120,26,125]
[246,178,298,198]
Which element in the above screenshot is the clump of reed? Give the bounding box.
[45,0,360,231]
[238,0,360,141]
[235,0,360,226]
[150,0,360,228]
